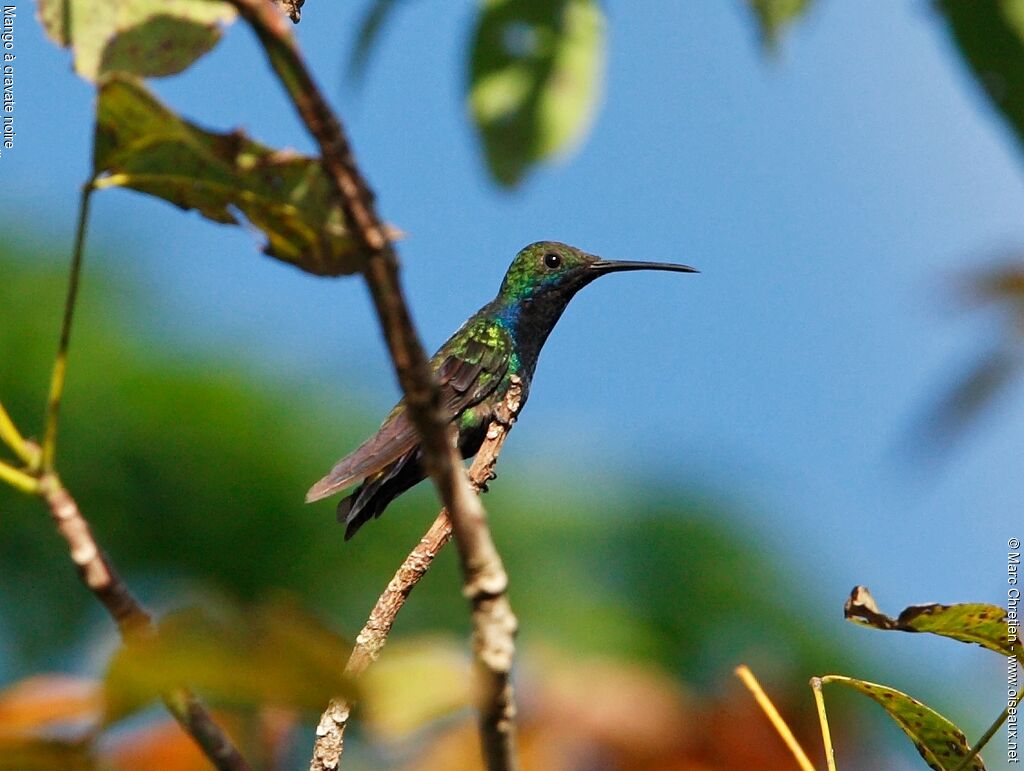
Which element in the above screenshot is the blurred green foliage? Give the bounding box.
[0,234,843,690]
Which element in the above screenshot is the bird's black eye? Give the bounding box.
[543,252,562,269]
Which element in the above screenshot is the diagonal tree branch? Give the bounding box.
[311,381,522,771]
[36,473,252,770]
[227,2,519,768]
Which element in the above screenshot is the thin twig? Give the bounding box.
[951,689,1023,771]
[226,3,519,768]
[735,666,815,771]
[311,384,521,770]
[810,677,837,771]
[41,184,93,472]
[36,474,252,769]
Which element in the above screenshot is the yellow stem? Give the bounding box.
[0,400,36,466]
[811,677,837,771]
[735,666,816,771]
[0,459,39,494]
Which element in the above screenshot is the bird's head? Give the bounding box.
[497,241,697,306]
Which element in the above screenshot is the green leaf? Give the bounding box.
[103,602,353,722]
[939,0,1024,155]
[747,0,811,49]
[823,675,986,770]
[845,585,1022,657]
[37,0,235,82]
[468,0,605,187]
[93,75,375,276]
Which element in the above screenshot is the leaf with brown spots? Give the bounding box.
[93,75,386,276]
[36,0,235,82]
[822,676,985,771]
[844,586,1021,657]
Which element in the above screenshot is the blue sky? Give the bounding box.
[4,0,1023,742]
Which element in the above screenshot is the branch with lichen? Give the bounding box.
[311,381,522,771]
[226,2,520,768]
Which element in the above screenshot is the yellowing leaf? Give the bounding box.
[823,675,985,770]
[93,76,373,276]
[845,586,1021,657]
[469,0,605,187]
[361,636,471,740]
[103,602,353,722]
[37,0,235,81]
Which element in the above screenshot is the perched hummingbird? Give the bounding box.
[307,241,696,539]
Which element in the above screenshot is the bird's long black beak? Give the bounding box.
[589,259,699,275]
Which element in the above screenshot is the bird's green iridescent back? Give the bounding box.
[431,312,521,436]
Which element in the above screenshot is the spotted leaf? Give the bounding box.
[823,676,985,771]
[93,75,389,276]
[37,0,235,81]
[845,586,1021,657]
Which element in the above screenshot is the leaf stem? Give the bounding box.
[811,677,838,771]
[734,666,815,771]
[0,400,37,466]
[41,183,94,472]
[0,459,39,494]
[951,689,1023,771]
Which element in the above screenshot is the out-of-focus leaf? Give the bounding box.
[348,0,404,80]
[747,0,811,49]
[0,677,99,771]
[468,0,605,187]
[399,648,828,771]
[0,675,102,737]
[37,0,235,81]
[911,262,1024,453]
[103,601,352,722]
[917,349,1019,448]
[939,0,1024,155]
[823,675,985,770]
[361,636,471,739]
[970,265,1024,305]
[845,586,1021,657]
[0,737,94,771]
[93,75,373,276]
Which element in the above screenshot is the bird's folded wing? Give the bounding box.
[305,319,512,503]
[305,407,419,502]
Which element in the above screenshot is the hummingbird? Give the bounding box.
[306,241,697,539]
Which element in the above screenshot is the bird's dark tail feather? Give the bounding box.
[338,451,423,540]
